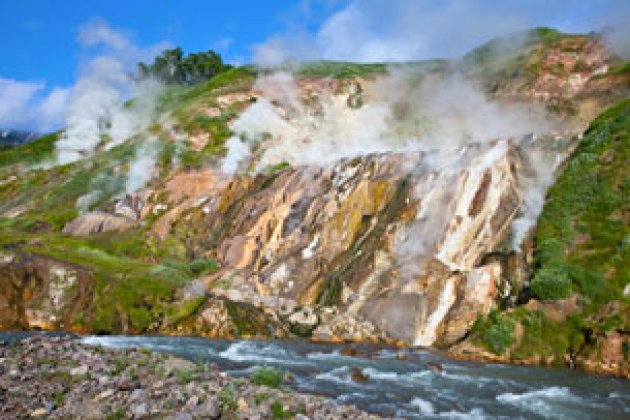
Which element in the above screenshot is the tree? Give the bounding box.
[137,48,231,85]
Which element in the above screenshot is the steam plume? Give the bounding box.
[55,20,168,164]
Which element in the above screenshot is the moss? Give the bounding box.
[0,232,196,333]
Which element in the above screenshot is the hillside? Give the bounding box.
[0,29,629,377]
[453,98,630,376]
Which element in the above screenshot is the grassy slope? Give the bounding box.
[473,99,630,362]
[0,70,260,333]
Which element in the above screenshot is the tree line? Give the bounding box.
[137,48,232,85]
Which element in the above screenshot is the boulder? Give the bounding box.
[63,211,135,235]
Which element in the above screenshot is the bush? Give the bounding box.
[251,366,283,388]
[531,267,572,300]
[480,311,516,355]
[536,238,565,267]
[271,400,291,419]
[189,258,219,275]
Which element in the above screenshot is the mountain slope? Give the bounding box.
[0,29,629,377]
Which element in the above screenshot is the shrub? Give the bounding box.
[480,311,516,355]
[189,258,220,275]
[536,238,565,267]
[271,400,291,419]
[531,267,572,300]
[218,385,238,414]
[251,366,283,388]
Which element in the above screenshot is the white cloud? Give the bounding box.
[253,0,630,64]
[316,0,528,62]
[0,77,69,132]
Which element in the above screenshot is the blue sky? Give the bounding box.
[0,0,344,86]
[0,0,628,131]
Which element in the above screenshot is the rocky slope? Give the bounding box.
[0,29,629,377]
[0,334,377,419]
[451,98,630,379]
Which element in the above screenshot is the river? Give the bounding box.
[3,332,629,419]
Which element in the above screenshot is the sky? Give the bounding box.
[1,0,628,132]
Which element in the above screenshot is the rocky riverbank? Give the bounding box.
[0,335,380,419]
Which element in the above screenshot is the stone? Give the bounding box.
[70,365,89,376]
[168,413,193,420]
[29,408,49,417]
[193,396,220,418]
[94,389,115,401]
[237,397,248,411]
[130,402,148,417]
[186,395,199,407]
[164,358,196,374]
[63,211,135,236]
[350,367,369,383]
[288,306,318,327]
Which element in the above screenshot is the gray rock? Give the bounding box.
[193,396,220,418]
[167,413,193,420]
[130,402,148,417]
[70,365,89,376]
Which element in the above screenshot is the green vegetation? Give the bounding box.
[531,267,572,300]
[609,61,630,75]
[271,400,292,419]
[218,385,238,415]
[156,66,256,113]
[0,132,58,169]
[165,296,206,326]
[534,98,630,302]
[225,300,281,337]
[472,99,630,363]
[297,61,387,79]
[137,47,232,85]
[251,366,283,388]
[472,310,515,355]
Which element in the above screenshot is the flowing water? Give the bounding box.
[3,332,629,419]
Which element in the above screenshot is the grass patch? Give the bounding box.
[296,61,387,79]
[0,131,58,169]
[534,98,630,303]
[251,366,283,388]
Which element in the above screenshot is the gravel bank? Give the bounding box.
[0,335,381,419]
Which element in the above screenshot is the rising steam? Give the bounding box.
[222,67,563,249]
[55,20,167,165]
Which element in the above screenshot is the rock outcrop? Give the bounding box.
[0,250,94,330]
[150,139,523,346]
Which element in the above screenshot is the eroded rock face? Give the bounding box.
[160,139,523,345]
[63,211,135,236]
[0,251,94,330]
